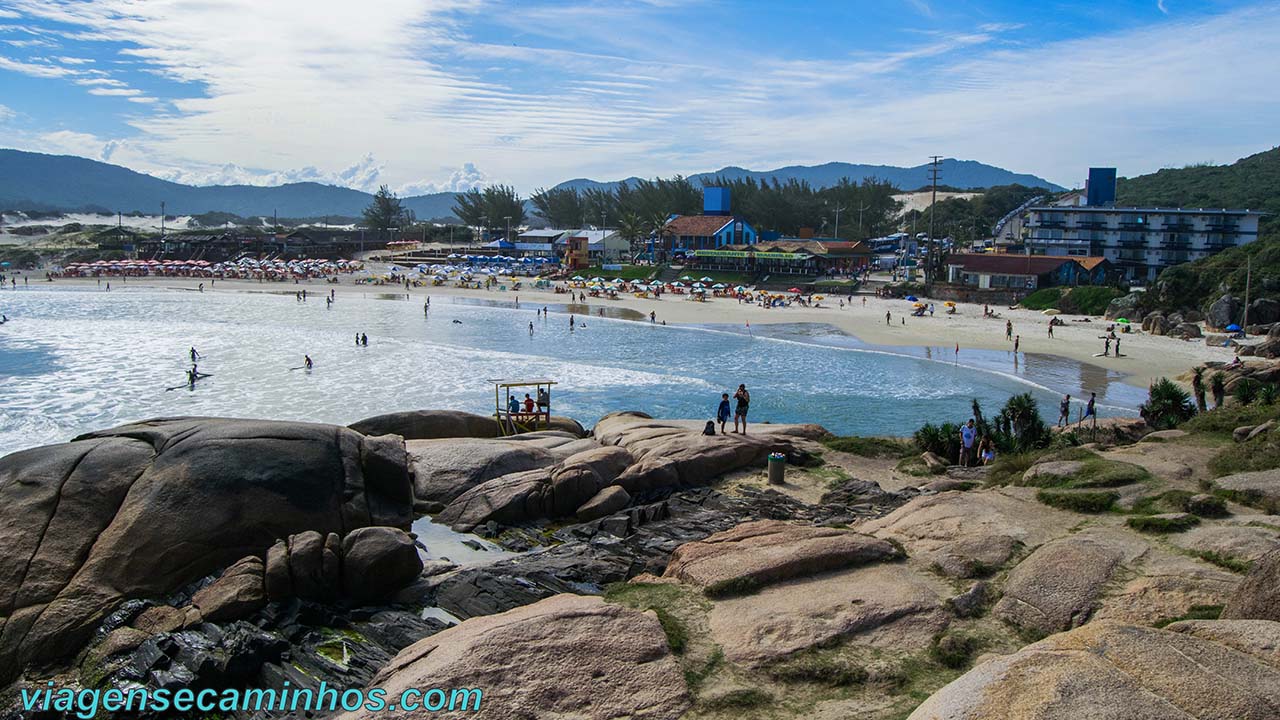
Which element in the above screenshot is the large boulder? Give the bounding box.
[907,620,1280,720]
[336,594,689,720]
[1249,298,1280,325]
[707,563,950,666]
[350,409,585,440]
[0,417,413,683]
[406,437,561,508]
[1104,292,1142,321]
[1174,322,1203,339]
[594,413,821,493]
[662,519,901,594]
[1214,468,1280,509]
[341,527,424,604]
[1207,294,1243,330]
[1222,548,1280,621]
[575,486,631,521]
[993,533,1128,637]
[436,446,634,531]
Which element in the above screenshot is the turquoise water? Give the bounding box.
[0,287,1141,457]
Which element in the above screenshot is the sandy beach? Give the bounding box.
[30,270,1238,388]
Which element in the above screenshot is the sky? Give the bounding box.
[0,0,1277,195]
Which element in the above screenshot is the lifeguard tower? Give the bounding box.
[491,379,557,436]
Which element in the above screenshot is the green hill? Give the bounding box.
[1118,147,1280,313]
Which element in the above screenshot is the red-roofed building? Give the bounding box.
[945,253,1111,289]
[662,215,756,254]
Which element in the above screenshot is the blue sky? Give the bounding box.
[0,0,1277,194]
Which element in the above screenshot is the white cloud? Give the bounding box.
[399,163,489,195]
[55,55,94,64]
[1158,0,1170,15]
[0,54,75,77]
[0,103,14,122]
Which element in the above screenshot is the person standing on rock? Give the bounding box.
[959,419,977,466]
[1058,394,1071,427]
[716,393,732,434]
[733,384,750,434]
[1080,392,1097,428]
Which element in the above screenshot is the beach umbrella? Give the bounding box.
[913,302,925,307]
[572,275,585,281]
[672,281,685,287]
[711,283,726,289]
[813,295,824,300]
[700,276,713,282]
[692,282,705,288]
[1226,323,1242,331]
[679,275,693,281]
[787,287,801,293]
[944,301,956,307]
[1117,318,1131,324]
[905,295,918,302]
[734,285,747,291]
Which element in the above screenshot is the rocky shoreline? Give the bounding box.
[2,407,1279,719]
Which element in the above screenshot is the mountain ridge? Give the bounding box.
[0,148,1063,220]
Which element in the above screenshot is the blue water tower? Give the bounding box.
[704,187,731,216]
[1086,168,1116,207]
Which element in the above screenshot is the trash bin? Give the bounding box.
[767,452,786,485]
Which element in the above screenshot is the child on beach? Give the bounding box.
[716,393,731,434]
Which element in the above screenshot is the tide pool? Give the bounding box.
[0,287,1142,457]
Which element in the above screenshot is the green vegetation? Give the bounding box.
[603,582,707,653]
[1019,286,1125,316]
[1119,148,1280,314]
[582,264,656,281]
[822,435,916,459]
[1233,378,1262,406]
[701,688,774,710]
[704,576,760,599]
[1153,604,1224,628]
[1208,430,1280,478]
[1189,550,1253,574]
[1182,400,1280,435]
[767,649,869,686]
[929,631,986,670]
[0,247,40,269]
[906,183,1047,248]
[894,455,934,477]
[1126,514,1200,533]
[682,648,723,692]
[1139,378,1197,430]
[452,184,527,230]
[1036,489,1119,513]
[362,185,414,230]
[984,452,1041,486]
[1009,448,1150,490]
[915,394,1052,465]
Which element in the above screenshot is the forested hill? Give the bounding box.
[1117,147,1280,233]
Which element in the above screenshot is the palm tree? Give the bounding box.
[1211,371,1227,409]
[1191,367,1207,413]
[616,211,646,261]
[1140,378,1196,430]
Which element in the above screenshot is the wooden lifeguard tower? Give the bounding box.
[491,378,557,436]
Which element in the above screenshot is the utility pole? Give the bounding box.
[856,201,869,238]
[927,155,942,282]
[1243,255,1252,334]
[160,201,166,238]
[505,215,512,244]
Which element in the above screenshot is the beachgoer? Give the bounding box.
[529,322,534,336]
[190,347,200,362]
[570,315,575,331]
[1104,337,1111,356]
[886,310,891,325]
[198,283,204,293]
[1082,392,1097,427]
[508,395,520,415]
[716,393,731,434]
[1048,322,1054,339]
[537,387,549,413]
[960,420,977,466]
[979,436,995,465]
[1014,335,1020,354]
[523,394,535,414]
[733,384,750,434]
[304,355,313,370]
[361,333,368,346]
[355,333,361,346]
[1006,320,1013,341]
[650,311,656,323]
[1058,394,1071,427]
[929,303,934,317]
[1114,336,1121,357]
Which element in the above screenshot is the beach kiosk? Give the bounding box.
[491,378,557,436]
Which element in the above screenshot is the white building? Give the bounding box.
[1023,206,1264,283]
[555,229,630,263]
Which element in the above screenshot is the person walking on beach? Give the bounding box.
[1114,336,1121,357]
[733,385,750,434]
[1103,336,1111,357]
[569,314,575,331]
[716,393,731,434]
[886,310,891,325]
[1014,335,1020,354]
[650,311,656,323]
[304,355,314,370]
[929,303,934,317]
[959,419,977,466]
[529,321,534,336]
[1058,394,1071,427]
[1048,322,1054,339]
[1006,320,1013,341]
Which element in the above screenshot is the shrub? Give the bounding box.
[701,688,774,709]
[1211,371,1227,409]
[1209,432,1280,479]
[1126,514,1200,533]
[1061,286,1126,316]
[1139,378,1197,429]
[1153,604,1223,628]
[1019,288,1062,310]
[929,632,985,670]
[1191,550,1252,574]
[768,651,869,686]
[1192,367,1208,413]
[914,422,961,463]
[1261,383,1279,406]
[1234,378,1261,406]
[985,452,1042,486]
[1182,402,1280,434]
[1036,489,1118,513]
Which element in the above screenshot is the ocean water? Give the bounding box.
[0,287,1142,457]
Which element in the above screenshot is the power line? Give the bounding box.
[927,155,942,282]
